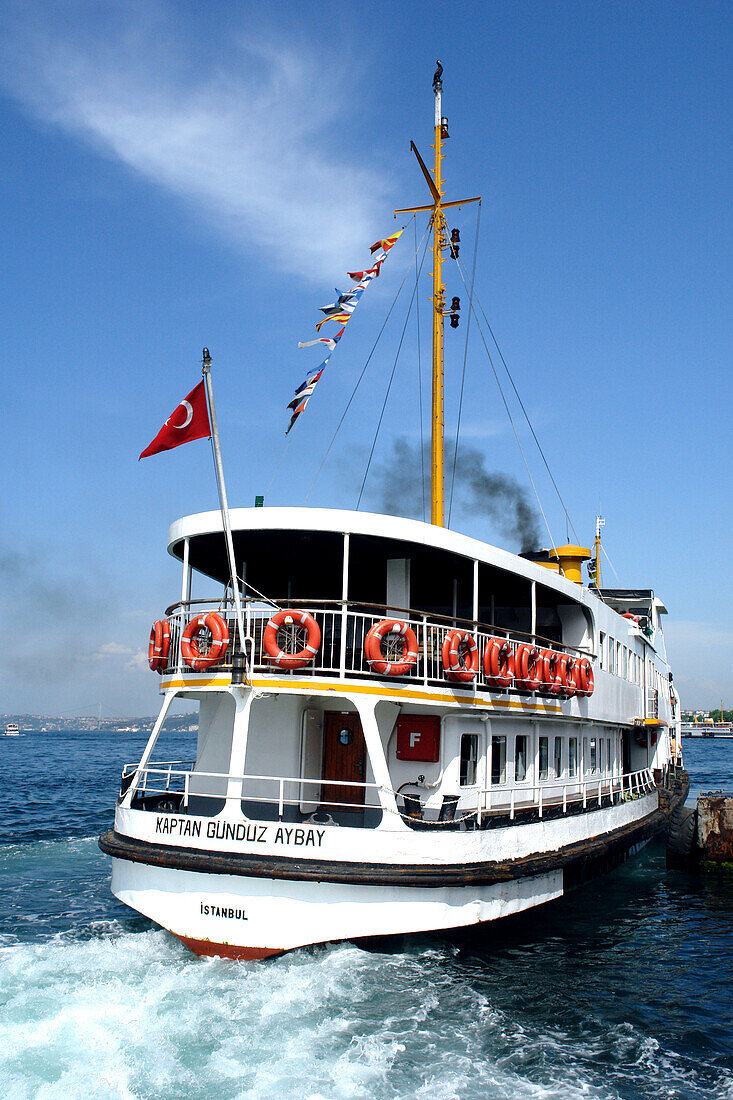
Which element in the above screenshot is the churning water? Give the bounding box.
[1,730,732,1099]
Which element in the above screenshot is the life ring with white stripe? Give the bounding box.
[263,609,321,670]
[575,656,594,697]
[364,620,418,677]
[515,644,541,691]
[181,612,229,671]
[148,618,171,673]
[557,653,577,697]
[538,648,563,695]
[441,629,479,683]
[483,638,515,689]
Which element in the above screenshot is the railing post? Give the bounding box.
[510,788,515,821]
[582,779,587,809]
[597,780,601,807]
[184,771,189,809]
[538,785,543,819]
[422,616,429,687]
[339,603,348,678]
[166,763,172,792]
[278,778,284,820]
[563,783,567,814]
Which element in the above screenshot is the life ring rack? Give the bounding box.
[181,612,230,671]
[483,637,515,689]
[364,620,419,677]
[441,629,479,683]
[148,618,171,673]
[263,609,322,670]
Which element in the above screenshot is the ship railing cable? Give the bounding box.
[448,200,481,526]
[304,218,432,505]
[454,253,580,546]
[356,227,431,509]
[452,261,559,559]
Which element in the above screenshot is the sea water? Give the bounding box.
[1,731,732,1099]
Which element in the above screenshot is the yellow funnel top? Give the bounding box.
[551,545,591,585]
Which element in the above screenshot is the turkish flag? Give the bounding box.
[139,381,211,459]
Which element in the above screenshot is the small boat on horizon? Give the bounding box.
[4,723,20,737]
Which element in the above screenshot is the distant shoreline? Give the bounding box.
[1,715,197,732]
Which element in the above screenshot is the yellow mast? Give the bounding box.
[395,64,480,528]
[431,78,446,526]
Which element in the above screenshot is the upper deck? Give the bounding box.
[168,506,594,644]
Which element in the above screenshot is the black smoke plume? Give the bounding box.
[372,437,541,552]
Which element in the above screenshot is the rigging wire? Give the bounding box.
[601,543,622,586]
[303,220,432,505]
[356,229,431,510]
[415,216,426,522]
[448,200,481,526]
[455,254,580,545]
[453,260,559,555]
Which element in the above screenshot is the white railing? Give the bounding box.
[122,762,655,828]
[122,761,384,817]
[471,767,655,825]
[158,597,593,695]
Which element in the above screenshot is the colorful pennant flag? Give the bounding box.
[285,228,403,434]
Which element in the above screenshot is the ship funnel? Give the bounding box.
[551,545,591,585]
[520,545,591,584]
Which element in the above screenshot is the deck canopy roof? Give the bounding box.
[169,508,585,598]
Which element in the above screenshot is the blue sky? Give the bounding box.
[1,0,730,714]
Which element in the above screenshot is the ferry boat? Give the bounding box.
[100,70,688,960]
[4,723,20,737]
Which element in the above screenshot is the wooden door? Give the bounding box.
[321,711,366,810]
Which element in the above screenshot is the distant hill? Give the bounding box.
[0,713,198,732]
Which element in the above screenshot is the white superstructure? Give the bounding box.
[102,507,686,959]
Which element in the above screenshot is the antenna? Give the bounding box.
[592,514,605,588]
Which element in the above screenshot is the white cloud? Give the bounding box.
[0,3,390,282]
[94,641,134,658]
[126,649,150,672]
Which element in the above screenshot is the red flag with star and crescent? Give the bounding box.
[139,380,211,459]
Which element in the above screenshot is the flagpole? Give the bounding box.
[201,347,249,679]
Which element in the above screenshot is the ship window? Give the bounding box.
[589,738,597,773]
[608,738,612,772]
[599,632,606,670]
[569,738,578,778]
[598,739,604,772]
[554,737,563,778]
[491,736,507,785]
[459,733,479,787]
[539,737,549,781]
[515,735,528,782]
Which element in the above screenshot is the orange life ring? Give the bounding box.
[557,653,577,697]
[181,612,229,671]
[263,609,321,670]
[515,644,541,691]
[364,620,418,676]
[483,637,515,689]
[538,648,562,695]
[441,629,479,683]
[148,618,171,673]
[575,656,594,697]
